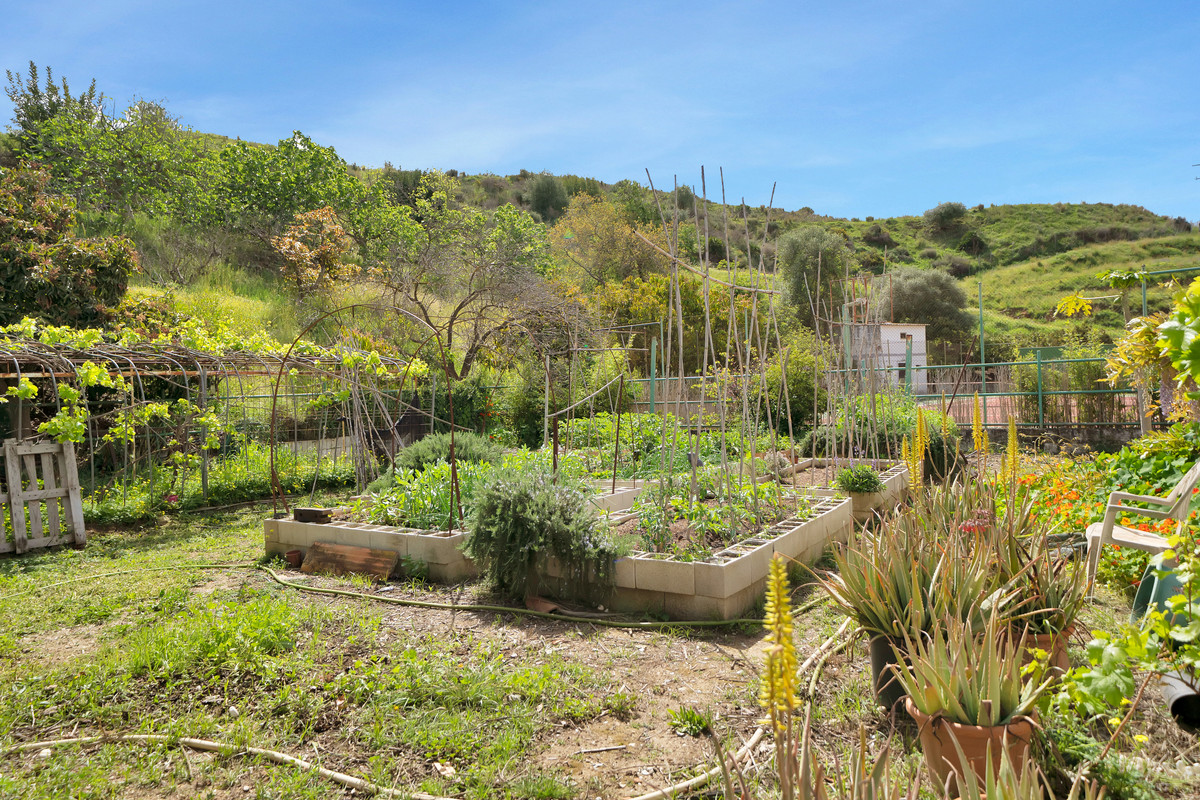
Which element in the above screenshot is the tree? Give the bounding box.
[528,173,567,222]
[0,164,136,326]
[884,267,972,342]
[369,173,561,381]
[778,226,849,325]
[270,207,356,300]
[6,65,212,219]
[610,179,656,227]
[4,61,101,140]
[209,131,364,238]
[550,195,669,287]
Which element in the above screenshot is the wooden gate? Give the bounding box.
[1,439,86,554]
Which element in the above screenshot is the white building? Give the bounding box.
[847,322,928,394]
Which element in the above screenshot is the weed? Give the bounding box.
[667,705,713,736]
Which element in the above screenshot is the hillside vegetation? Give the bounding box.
[3,60,1195,385]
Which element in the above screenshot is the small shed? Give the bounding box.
[848,322,928,394]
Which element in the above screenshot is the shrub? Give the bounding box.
[923,201,967,232]
[397,431,501,472]
[464,467,620,601]
[935,253,973,277]
[835,464,884,494]
[862,223,896,248]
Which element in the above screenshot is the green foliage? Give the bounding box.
[835,464,884,494]
[528,173,567,222]
[1094,423,1200,498]
[633,477,807,559]
[884,266,972,342]
[800,393,959,462]
[4,61,101,137]
[207,131,366,236]
[125,593,311,680]
[363,461,493,530]
[463,466,617,601]
[756,326,827,435]
[85,441,356,525]
[667,706,712,736]
[1040,708,1162,800]
[0,165,135,326]
[923,201,967,233]
[368,431,503,492]
[778,225,849,323]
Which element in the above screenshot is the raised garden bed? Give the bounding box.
[263,494,852,620]
[781,459,909,522]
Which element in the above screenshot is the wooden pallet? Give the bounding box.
[1,439,86,554]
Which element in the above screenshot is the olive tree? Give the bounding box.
[778,225,849,325]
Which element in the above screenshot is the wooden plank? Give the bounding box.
[21,453,43,540]
[12,441,64,456]
[300,541,398,581]
[6,487,71,503]
[60,442,86,547]
[40,452,60,542]
[4,442,28,554]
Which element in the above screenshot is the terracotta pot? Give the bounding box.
[285,549,303,569]
[904,696,1035,793]
[868,635,907,710]
[1019,626,1072,676]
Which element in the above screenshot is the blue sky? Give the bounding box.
[3,1,1198,220]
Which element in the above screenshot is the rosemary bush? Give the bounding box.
[464,467,622,601]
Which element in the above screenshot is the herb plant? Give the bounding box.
[835,464,884,494]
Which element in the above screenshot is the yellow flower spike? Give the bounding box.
[1002,414,1019,488]
[972,392,987,454]
[760,555,798,730]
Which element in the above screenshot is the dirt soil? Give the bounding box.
[279,572,841,798]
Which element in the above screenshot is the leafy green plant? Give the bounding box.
[835,464,884,494]
[463,466,620,601]
[368,431,504,492]
[633,477,807,559]
[667,706,712,737]
[363,461,493,530]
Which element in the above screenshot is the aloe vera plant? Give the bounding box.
[893,610,1050,727]
[818,496,999,639]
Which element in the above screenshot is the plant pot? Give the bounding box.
[285,549,303,569]
[849,491,883,518]
[1027,626,1072,676]
[904,697,1035,793]
[868,635,907,709]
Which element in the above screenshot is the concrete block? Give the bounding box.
[614,557,637,589]
[634,556,694,595]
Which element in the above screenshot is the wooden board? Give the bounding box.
[300,541,399,581]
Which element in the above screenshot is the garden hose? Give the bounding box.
[258,565,771,629]
[2,734,458,800]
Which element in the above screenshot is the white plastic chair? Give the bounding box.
[1085,459,1200,592]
